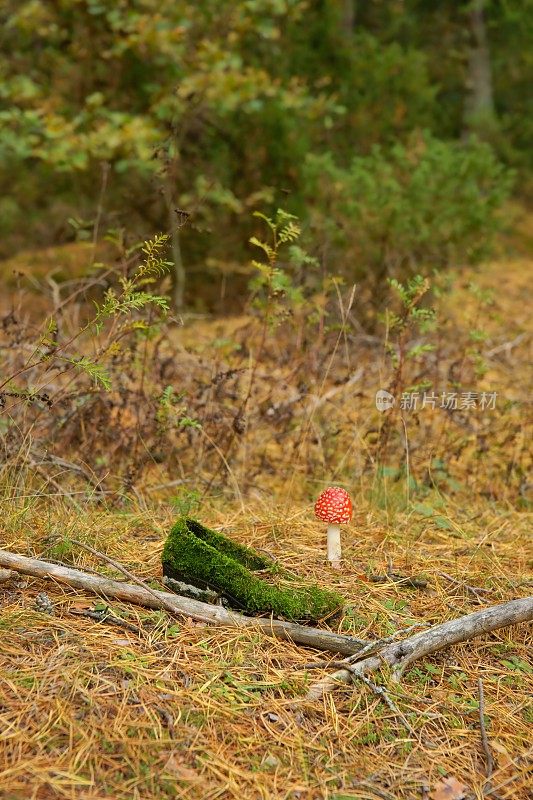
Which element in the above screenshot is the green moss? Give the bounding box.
[161,518,344,623]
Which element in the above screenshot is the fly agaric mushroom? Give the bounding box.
[314,486,353,569]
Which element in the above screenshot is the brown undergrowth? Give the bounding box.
[0,253,531,507]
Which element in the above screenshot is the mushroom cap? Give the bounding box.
[314,486,353,524]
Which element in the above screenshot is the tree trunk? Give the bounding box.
[163,179,185,313]
[342,0,356,35]
[464,0,497,138]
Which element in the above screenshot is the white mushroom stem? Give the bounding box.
[327,524,342,568]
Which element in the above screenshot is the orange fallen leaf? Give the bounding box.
[489,740,515,780]
[162,753,202,782]
[430,776,469,800]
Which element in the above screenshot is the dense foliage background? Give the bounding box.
[1,0,530,309]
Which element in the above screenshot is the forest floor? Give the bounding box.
[0,248,531,799]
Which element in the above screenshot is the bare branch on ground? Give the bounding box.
[306,597,533,700]
[0,548,370,655]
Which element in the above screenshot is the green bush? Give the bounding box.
[304,133,513,287]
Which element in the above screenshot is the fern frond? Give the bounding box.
[136,233,172,280]
[278,220,301,243]
[249,236,275,262]
[63,357,112,390]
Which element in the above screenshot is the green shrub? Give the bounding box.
[304,133,513,287]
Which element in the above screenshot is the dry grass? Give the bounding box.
[1,250,532,799]
[0,497,531,800]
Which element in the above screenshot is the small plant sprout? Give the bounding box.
[314,487,353,569]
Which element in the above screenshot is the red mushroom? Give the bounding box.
[314,486,353,569]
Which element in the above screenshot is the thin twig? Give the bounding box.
[437,571,492,601]
[155,706,176,739]
[477,677,494,783]
[353,781,395,800]
[483,745,533,797]
[305,368,364,412]
[91,160,110,262]
[69,538,178,615]
[31,465,83,511]
[30,449,101,488]
[368,573,428,589]
[484,332,527,358]
[144,478,190,492]
[70,607,144,637]
[358,674,418,739]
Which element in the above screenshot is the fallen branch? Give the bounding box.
[30,464,83,511]
[0,548,367,655]
[0,568,15,584]
[30,449,102,490]
[306,596,533,700]
[300,623,430,670]
[2,548,531,678]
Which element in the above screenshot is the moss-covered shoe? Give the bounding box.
[162,518,344,623]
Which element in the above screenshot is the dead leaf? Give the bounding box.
[110,404,136,430]
[430,776,469,800]
[489,740,514,780]
[162,753,202,782]
[69,600,93,610]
